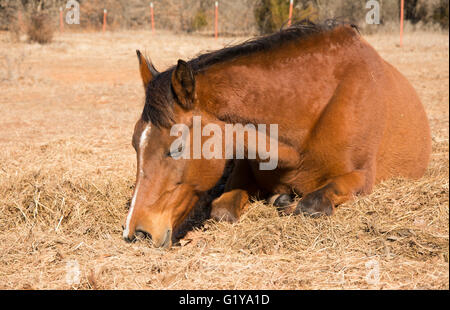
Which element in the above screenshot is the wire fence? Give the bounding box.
[0,0,448,35]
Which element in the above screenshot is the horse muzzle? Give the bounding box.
[123,226,172,249]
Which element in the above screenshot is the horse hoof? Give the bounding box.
[295,191,334,217]
[273,194,292,206]
[210,207,237,223]
[270,194,294,214]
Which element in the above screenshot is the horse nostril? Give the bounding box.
[134,229,152,241]
[123,235,135,243]
[135,231,146,239]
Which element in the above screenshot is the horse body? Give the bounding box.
[196,25,430,198]
[123,22,431,247]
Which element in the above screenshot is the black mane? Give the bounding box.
[189,19,357,72]
[142,20,358,128]
[142,70,175,127]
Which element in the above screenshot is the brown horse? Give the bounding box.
[123,21,431,248]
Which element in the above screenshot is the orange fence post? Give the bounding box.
[150,2,155,34]
[59,7,64,32]
[214,1,219,39]
[102,9,107,33]
[288,0,294,27]
[400,0,404,47]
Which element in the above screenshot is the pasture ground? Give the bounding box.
[0,29,448,289]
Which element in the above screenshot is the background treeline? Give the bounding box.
[1,0,449,34]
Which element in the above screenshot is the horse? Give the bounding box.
[122,20,431,248]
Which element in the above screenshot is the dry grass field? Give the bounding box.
[0,29,448,290]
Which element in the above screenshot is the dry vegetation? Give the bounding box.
[1,0,448,35]
[26,12,54,44]
[0,28,448,290]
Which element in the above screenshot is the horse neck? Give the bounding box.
[194,26,360,138]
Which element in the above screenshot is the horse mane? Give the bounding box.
[190,19,358,72]
[142,19,359,128]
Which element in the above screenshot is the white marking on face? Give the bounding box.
[123,125,151,239]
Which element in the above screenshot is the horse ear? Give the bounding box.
[136,50,159,89]
[171,59,195,109]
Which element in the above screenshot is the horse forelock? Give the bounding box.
[142,69,175,128]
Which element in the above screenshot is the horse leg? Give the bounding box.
[293,170,367,217]
[210,189,249,222]
[210,160,257,223]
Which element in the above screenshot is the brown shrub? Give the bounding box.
[189,9,208,32]
[27,12,53,44]
[255,0,294,34]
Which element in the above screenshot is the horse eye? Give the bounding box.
[167,145,183,158]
